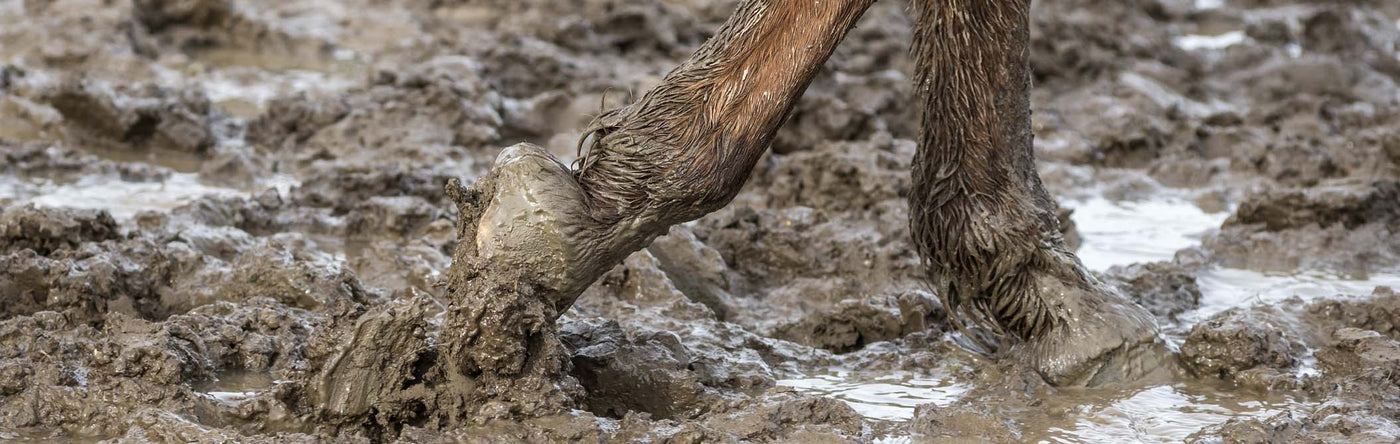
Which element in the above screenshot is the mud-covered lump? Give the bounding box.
[43,79,220,156]
[1179,308,1303,380]
[0,205,121,256]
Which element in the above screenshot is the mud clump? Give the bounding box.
[302,298,433,430]
[1207,181,1400,272]
[43,79,222,157]
[1028,0,1192,84]
[1179,308,1302,382]
[133,0,235,32]
[1189,322,1400,443]
[1225,181,1400,232]
[563,320,718,420]
[0,207,181,322]
[907,402,1018,442]
[1102,260,1202,321]
[1314,327,1400,384]
[771,292,942,354]
[0,205,121,255]
[1305,287,1400,340]
[291,166,458,211]
[247,58,504,164]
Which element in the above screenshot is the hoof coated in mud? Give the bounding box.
[475,143,591,295]
[1023,275,1165,387]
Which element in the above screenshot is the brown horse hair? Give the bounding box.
[908,0,1082,346]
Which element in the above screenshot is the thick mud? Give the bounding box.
[2,0,1399,442]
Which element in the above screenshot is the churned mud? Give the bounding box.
[2,0,1399,442]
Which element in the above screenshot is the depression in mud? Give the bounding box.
[2,0,1399,442]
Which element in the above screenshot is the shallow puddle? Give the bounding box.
[1184,268,1400,327]
[1,167,300,220]
[1173,30,1248,51]
[16,173,246,220]
[1194,0,1224,10]
[198,67,359,119]
[1023,381,1299,443]
[1064,195,1228,271]
[151,46,366,119]
[791,190,1394,441]
[191,370,282,406]
[777,371,970,421]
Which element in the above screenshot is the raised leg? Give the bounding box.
[444,0,877,380]
[908,0,1160,386]
[461,0,876,313]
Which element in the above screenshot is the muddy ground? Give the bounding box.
[1,0,1399,442]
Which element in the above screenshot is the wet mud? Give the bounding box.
[1,0,1399,442]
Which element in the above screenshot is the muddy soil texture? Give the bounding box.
[2,0,1400,442]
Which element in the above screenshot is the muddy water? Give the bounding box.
[872,381,1300,443]
[0,171,297,220]
[3,0,1398,441]
[778,370,970,421]
[1067,195,1230,271]
[181,48,366,118]
[191,370,283,406]
[17,174,243,219]
[782,193,1393,441]
[6,176,1331,441]
[1021,381,1300,443]
[1187,269,1400,328]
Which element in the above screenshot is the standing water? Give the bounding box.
[779,191,1396,441]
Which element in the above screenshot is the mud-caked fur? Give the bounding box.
[444,0,1161,391]
[431,0,880,418]
[454,0,878,314]
[908,0,1160,385]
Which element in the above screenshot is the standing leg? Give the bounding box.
[908,0,1159,386]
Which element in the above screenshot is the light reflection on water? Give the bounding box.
[1,172,300,220]
[786,194,1393,442]
[1031,383,1297,443]
[777,372,970,421]
[191,370,283,406]
[1065,196,1228,271]
[1188,268,1400,327]
[19,173,245,220]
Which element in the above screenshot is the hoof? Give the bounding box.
[1020,273,1164,387]
[473,143,593,301]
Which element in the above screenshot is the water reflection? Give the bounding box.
[1034,383,1296,443]
[19,173,245,220]
[1189,268,1400,325]
[777,371,969,421]
[1065,196,1228,271]
[191,370,282,406]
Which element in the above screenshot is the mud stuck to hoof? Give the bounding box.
[295,146,595,434]
[3,0,1400,441]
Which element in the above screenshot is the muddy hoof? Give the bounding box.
[473,143,595,302]
[1020,273,1164,387]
